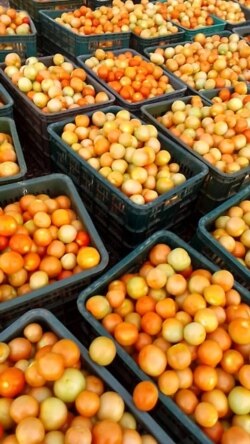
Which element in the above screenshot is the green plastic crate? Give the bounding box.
[192,185,250,290]
[0,16,37,62]
[77,229,250,444]
[0,55,115,168]
[176,15,225,39]
[0,309,173,444]
[130,25,185,54]
[0,117,27,185]
[0,174,108,330]
[10,0,84,33]
[39,9,131,58]
[0,84,14,118]
[77,48,187,113]
[48,105,208,236]
[141,96,250,210]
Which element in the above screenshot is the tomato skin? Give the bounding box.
[0,367,25,397]
[76,231,90,247]
[0,236,8,251]
[0,422,3,438]
[0,215,17,237]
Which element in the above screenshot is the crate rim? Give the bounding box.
[0,173,109,316]
[0,116,27,182]
[39,9,131,39]
[48,105,208,213]
[172,14,226,32]
[0,307,173,444]
[0,83,14,109]
[130,20,185,40]
[141,95,250,181]
[197,184,250,278]
[77,229,249,444]
[0,55,115,119]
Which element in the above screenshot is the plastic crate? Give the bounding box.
[0,117,27,185]
[192,185,250,290]
[176,15,225,39]
[130,25,185,54]
[199,85,250,102]
[48,105,208,235]
[10,0,84,34]
[9,0,22,10]
[0,55,115,168]
[87,0,112,7]
[77,229,249,444]
[232,24,250,41]
[39,10,131,58]
[0,84,14,118]
[77,48,187,113]
[224,4,250,29]
[0,173,108,330]
[141,96,250,210]
[0,16,37,62]
[0,308,173,444]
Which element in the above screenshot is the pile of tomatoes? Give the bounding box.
[0,322,158,444]
[211,198,250,269]
[61,110,187,205]
[85,50,175,103]
[4,54,110,114]
[156,88,250,174]
[149,33,250,91]
[86,242,250,443]
[0,192,101,301]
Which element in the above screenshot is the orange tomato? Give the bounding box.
[0,367,25,397]
[133,381,158,411]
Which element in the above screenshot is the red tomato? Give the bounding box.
[0,235,8,251]
[76,231,90,247]
[0,367,25,397]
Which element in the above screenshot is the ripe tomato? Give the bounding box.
[0,235,8,251]
[76,231,90,247]
[0,367,25,397]
[0,215,17,236]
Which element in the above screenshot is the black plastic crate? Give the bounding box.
[199,85,250,102]
[77,48,187,113]
[192,185,250,290]
[48,105,208,239]
[0,308,173,444]
[225,4,250,29]
[0,173,108,330]
[0,55,115,168]
[141,96,250,212]
[232,24,250,41]
[130,24,185,54]
[77,230,250,444]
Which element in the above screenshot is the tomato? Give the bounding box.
[76,231,90,247]
[0,367,25,397]
[0,215,17,237]
[0,422,4,438]
[0,235,8,251]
